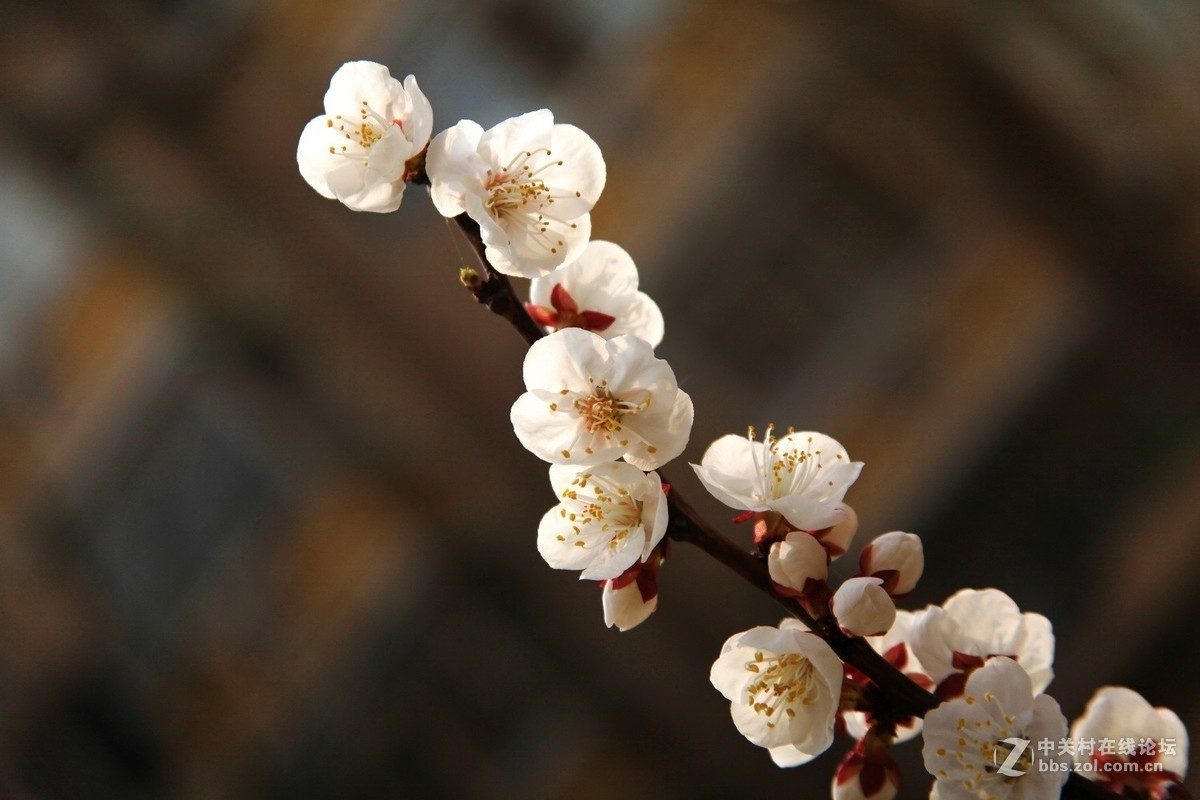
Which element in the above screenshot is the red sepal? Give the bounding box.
[550,283,578,313]
[525,302,558,327]
[580,310,616,331]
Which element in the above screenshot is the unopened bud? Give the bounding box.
[768,531,828,597]
[832,577,896,637]
[602,580,657,631]
[859,531,924,597]
[602,547,665,632]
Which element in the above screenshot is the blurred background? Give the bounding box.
[1,0,1198,797]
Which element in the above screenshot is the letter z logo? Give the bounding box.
[995,737,1030,777]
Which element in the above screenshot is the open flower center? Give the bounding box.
[573,383,649,437]
[747,425,835,502]
[744,650,820,728]
[556,472,645,552]
[483,148,577,255]
[978,735,1035,780]
[325,100,400,160]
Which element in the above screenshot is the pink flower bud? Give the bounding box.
[859,531,924,597]
[768,531,828,597]
[831,577,896,637]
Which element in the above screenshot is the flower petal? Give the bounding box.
[478,109,553,167]
[427,120,486,217]
[607,291,664,348]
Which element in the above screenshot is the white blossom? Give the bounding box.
[832,577,896,637]
[537,462,667,581]
[767,531,828,597]
[511,329,693,471]
[859,531,924,597]
[692,426,862,533]
[297,61,432,213]
[709,619,843,767]
[909,589,1054,697]
[1070,686,1188,795]
[427,109,605,278]
[922,658,1070,800]
[527,240,664,347]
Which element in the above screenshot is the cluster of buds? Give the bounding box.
[297,61,1191,800]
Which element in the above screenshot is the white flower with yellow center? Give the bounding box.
[692,426,863,532]
[296,61,432,213]
[922,658,1070,800]
[511,328,693,471]
[426,109,605,278]
[709,619,844,767]
[537,462,668,581]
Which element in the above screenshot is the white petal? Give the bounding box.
[324,61,401,116]
[861,531,924,596]
[621,388,692,471]
[536,506,598,572]
[401,74,434,151]
[768,743,822,768]
[578,531,645,581]
[692,434,764,510]
[602,581,656,631]
[607,291,665,348]
[832,577,896,637]
[709,642,757,700]
[545,122,606,212]
[942,588,1023,645]
[908,605,956,684]
[768,532,828,593]
[640,471,669,558]
[521,328,605,392]
[548,463,582,497]
[326,160,405,213]
[1015,612,1055,694]
[818,504,858,557]
[539,240,639,312]
[965,656,1035,719]
[478,109,553,167]
[426,120,486,217]
[297,115,343,199]
[770,494,847,532]
[493,210,590,278]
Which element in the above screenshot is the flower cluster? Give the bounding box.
[298,61,1191,800]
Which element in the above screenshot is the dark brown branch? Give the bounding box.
[453,215,547,346]
[662,483,940,716]
[439,209,1167,800]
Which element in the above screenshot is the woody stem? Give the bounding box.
[434,193,1160,800]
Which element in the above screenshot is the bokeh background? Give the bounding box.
[1,0,1198,797]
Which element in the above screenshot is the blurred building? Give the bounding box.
[0,0,1197,797]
